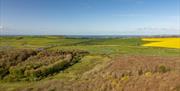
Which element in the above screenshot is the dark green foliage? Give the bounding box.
[0,49,37,79]
[24,60,69,80]
[158,65,170,73]
[9,67,25,78]
[0,49,88,81]
[0,68,8,79]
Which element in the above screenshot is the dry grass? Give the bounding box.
[20,55,180,91]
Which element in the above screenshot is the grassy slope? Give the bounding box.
[0,55,111,91]
[0,36,180,91]
[0,36,89,49]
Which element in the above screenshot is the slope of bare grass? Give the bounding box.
[20,55,180,91]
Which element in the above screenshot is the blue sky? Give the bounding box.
[0,0,179,35]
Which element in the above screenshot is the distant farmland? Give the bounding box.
[142,38,180,48]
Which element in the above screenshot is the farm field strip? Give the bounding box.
[142,38,180,48]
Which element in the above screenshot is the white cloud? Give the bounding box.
[0,26,4,31]
[136,27,180,35]
[0,26,3,29]
[137,27,180,31]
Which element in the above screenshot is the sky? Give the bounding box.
[0,0,180,35]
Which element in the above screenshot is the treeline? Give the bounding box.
[0,49,88,81]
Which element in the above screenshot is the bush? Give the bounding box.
[9,66,25,79]
[158,65,170,73]
[26,60,71,81]
[0,49,88,81]
[0,67,8,79]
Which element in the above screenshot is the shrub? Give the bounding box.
[0,49,88,81]
[158,65,170,73]
[0,67,8,79]
[9,66,25,78]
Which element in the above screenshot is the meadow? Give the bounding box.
[0,36,180,91]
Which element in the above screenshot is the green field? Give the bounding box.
[0,36,180,91]
[0,36,179,56]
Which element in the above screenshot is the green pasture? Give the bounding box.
[0,36,179,56]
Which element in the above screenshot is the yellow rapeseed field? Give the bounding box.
[142,38,180,48]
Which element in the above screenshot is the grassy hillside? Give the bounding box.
[0,36,180,91]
